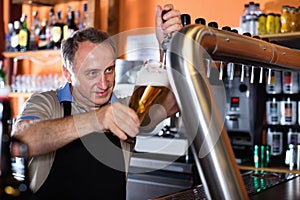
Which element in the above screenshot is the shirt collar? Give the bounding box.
[57,82,118,104]
[58,82,74,103]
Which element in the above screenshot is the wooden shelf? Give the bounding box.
[2,50,60,59]
[259,32,300,41]
[9,92,33,99]
[2,50,62,67]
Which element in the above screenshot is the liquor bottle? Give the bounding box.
[11,21,20,52]
[38,18,50,50]
[66,10,78,38]
[75,9,80,29]
[19,14,30,52]
[63,6,78,39]
[0,61,6,84]
[46,8,56,49]
[81,3,89,29]
[63,6,72,40]
[0,80,32,199]
[33,11,40,43]
[5,23,14,52]
[51,10,65,50]
[29,11,39,51]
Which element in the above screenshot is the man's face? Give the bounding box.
[65,41,116,110]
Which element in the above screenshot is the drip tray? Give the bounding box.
[135,134,189,156]
[153,171,300,199]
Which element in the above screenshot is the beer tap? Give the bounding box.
[259,67,264,83]
[161,9,173,68]
[219,61,224,80]
[240,64,245,82]
[161,33,172,68]
[205,59,211,78]
[227,62,235,80]
[250,65,255,83]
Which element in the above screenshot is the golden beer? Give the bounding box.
[129,85,170,123]
[128,59,170,124]
[123,59,170,143]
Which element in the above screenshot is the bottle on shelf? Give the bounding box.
[257,13,267,35]
[281,6,291,33]
[5,23,14,52]
[274,14,281,34]
[0,61,6,84]
[289,7,298,32]
[19,14,30,52]
[38,18,50,50]
[81,3,89,29]
[254,3,262,16]
[51,10,65,50]
[11,21,20,52]
[29,11,40,51]
[266,13,276,34]
[64,6,78,39]
[240,3,249,33]
[47,8,57,49]
[240,2,260,35]
[75,9,81,29]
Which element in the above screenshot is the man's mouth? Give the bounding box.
[95,90,109,97]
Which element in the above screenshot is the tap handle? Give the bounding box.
[162,9,172,23]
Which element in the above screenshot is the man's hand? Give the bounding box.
[95,102,140,141]
[155,4,182,44]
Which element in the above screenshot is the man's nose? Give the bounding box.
[97,75,109,88]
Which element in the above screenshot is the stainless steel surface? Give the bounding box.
[167,25,248,200]
[166,24,300,200]
[127,153,196,200]
[130,155,193,174]
[154,171,300,200]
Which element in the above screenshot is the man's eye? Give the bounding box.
[88,71,98,77]
[105,66,115,74]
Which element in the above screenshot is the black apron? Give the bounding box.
[32,101,126,200]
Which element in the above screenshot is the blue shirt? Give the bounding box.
[18,82,118,121]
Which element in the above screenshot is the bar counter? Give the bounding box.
[154,171,300,199]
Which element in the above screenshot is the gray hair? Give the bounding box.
[61,27,116,71]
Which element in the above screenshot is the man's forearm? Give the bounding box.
[12,112,99,157]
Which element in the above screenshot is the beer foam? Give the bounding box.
[135,67,169,87]
[114,84,135,98]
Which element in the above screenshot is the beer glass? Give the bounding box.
[126,59,170,142]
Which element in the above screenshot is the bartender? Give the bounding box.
[11,3,182,200]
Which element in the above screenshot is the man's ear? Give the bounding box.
[62,66,72,83]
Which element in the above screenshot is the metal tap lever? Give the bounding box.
[161,9,172,67]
